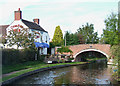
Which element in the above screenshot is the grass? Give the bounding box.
[2,61,86,82]
[2,61,46,74]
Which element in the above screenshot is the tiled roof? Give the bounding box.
[0,25,9,37]
[22,19,48,33]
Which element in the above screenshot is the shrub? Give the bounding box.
[67,58,74,61]
[57,46,73,54]
[110,44,120,81]
[2,49,36,65]
[38,55,46,62]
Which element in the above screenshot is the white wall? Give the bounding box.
[29,29,49,44]
[7,20,28,35]
[6,20,50,54]
[6,20,28,49]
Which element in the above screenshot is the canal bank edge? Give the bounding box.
[1,62,89,85]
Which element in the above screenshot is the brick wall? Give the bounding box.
[69,44,111,57]
[55,44,111,58]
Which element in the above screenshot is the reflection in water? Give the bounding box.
[70,63,113,84]
[13,61,118,85]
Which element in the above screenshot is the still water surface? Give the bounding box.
[14,61,118,85]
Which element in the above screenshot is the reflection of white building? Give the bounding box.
[1,8,50,55]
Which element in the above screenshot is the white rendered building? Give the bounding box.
[5,8,50,55]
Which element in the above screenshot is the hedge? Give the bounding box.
[2,49,36,65]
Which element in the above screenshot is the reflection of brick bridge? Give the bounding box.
[67,44,111,59]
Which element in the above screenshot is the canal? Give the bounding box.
[13,61,118,85]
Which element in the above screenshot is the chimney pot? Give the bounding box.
[18,8,20,11]
[33,18,39,24]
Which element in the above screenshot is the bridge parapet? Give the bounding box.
[69,44,111,58]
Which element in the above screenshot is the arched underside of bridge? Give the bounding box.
[73,49,109,61]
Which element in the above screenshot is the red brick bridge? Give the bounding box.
[68,44,111,59]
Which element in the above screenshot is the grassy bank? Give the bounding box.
[2,61,86,82]
[2,61,46,74]
[2,57,106,74]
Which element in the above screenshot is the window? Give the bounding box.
[41,31,43,34]
[41,36,43,42]
[46,36,47,43]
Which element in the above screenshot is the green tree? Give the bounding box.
[64,31,71,46]
[77,34,85,44]
[49,42,55,48]
[0,36,7,46]
[102,12,120,81]
[77,23,99,44]
[57,46,73,54]
[110,45,120,81]
[52,26,64,46]
[101,13,119,45]
[7,27,37,49]
[64,31,83,46]
[69,33,79,45]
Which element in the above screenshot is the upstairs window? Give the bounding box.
[46,36,47,43]
[41,36,43,42]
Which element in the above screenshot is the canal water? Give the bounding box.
[13,61,118,85]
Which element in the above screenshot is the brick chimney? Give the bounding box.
[33,18,39,24]
[14,8,22,20]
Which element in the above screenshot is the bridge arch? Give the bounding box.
[73,48,109,59]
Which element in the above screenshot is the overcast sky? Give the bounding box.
[0,0,119,40]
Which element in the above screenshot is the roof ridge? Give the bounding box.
[21,19,47,33]
[22,19,34,23]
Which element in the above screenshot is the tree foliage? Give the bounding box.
[110,44,120,80]
[57,46,73,54]
[64,31,80,46]
[77,23,99,44]
[111,45,120,62]
[64,31,85,46]
[52,26,64,46]
[7,27,38,49]
[49,42,55,48]
[101,13,119,45]
[64,23,99,46]
[77,34,85,44]
[64,31,71,46]
[103,12,120,81]
[0,36,7,46]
